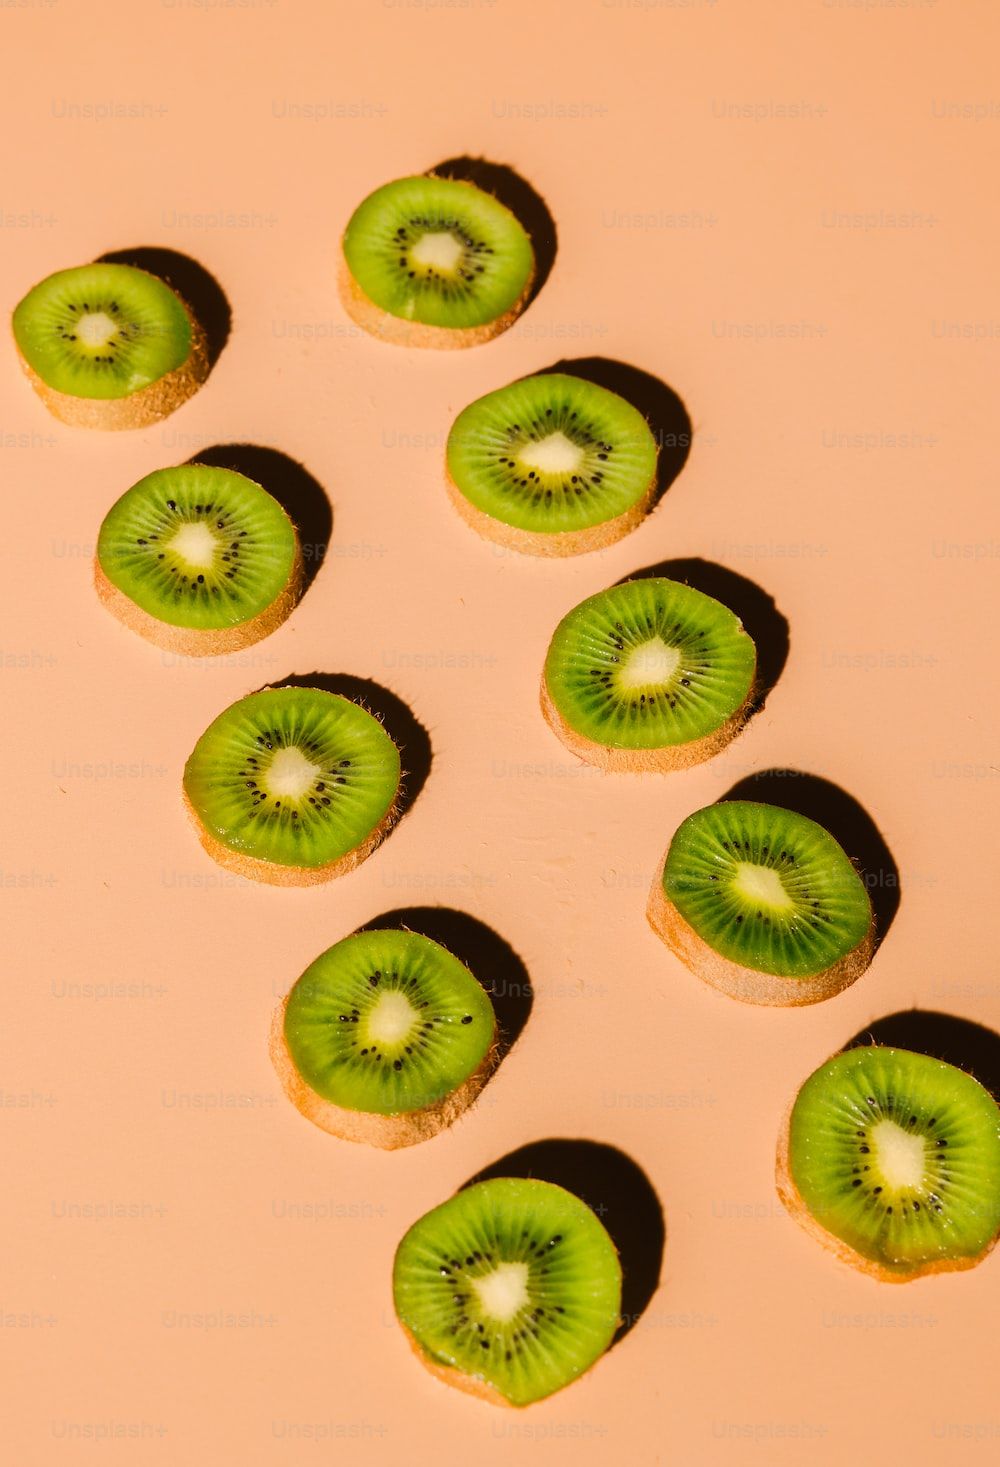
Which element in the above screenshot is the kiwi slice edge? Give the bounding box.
[12,261,209,430]
[446,470,654,559]
[776,1045,1000,1281]
[184,794,397,889]
[270,928,499,1150]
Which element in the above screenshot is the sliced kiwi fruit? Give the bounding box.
[340,174,535,348]
[182,687,402,886]
[446,372,658,556]
[271,928,497,1148]
[777,1045,1000,1280]
[95,464,303,656]
[542,578,756,770]
[648,800,874,1005]
[393,1177,621,1406]
[11,262,208,428]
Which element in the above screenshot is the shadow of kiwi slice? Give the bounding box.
[271,929,498,1149]
[648,800,874,1005]
[182,686,401,887]
[95,464,303,656]
[340,174,535,348]
[446,372,659,556]
[777,1046,1000,1280]
[393,1177,622,1406]
[12,262,207,428]
[542,578,756,770]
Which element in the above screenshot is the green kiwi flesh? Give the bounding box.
[781,1046,1000,1278]
[660,801,872,981]
[393,1177,622,1406]
[342,175,534,330]
[447,372,658,537]
[12,263,192,399]
[97,465,298,633]
[183,687,401,876]
[282,929,495,1117]
[544,578,755,759]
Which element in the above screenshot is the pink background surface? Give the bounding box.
[2,1,997,1462]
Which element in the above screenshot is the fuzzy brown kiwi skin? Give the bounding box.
[182,772,402,888]
[775,1102,1000,1282]
[339,261,534,351]
[397,1317,619,1408]
[269,990,499,1149]
[338,178,536,350]
[539,665,756,772]
[94,539,304,657]
[398,1322,515,1406]
[646,874,875,1007]
[445,463,657,557]
[13,276,209,430]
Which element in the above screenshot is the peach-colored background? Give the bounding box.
[2,1,997,1462]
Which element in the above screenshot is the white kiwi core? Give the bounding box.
[472,1261,530,1322]
[76,311,119,348]
[367,990,418,1046]
[871,1120,926,1190]
[619,637,681,689]
[169,521,218,569]
[733,862,793,911]
[264,746,321,800]
[410,232,464,274]
[517,431,584,476]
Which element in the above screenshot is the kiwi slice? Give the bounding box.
[393,1177,621,1406]
[777,1046,1000,1280]
[542,579,756,770]
[95,465,303,656]
[340,174,535,348]
[648,800,874,1005]
[446,372,659,556]
[183,687,401,886]
[11,262,207,429]
[271,929,497,1148]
